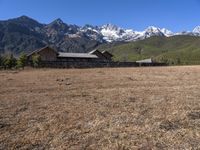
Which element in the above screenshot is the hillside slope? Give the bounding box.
[98,35,200,65]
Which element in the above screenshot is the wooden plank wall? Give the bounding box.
[38,61,167,68]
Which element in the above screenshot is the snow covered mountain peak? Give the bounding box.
[160,28,174,37]
[145,26,161,32]
[100,24,126,42]
[80,24,183,42]
[81,24,98,32]
[45,19,200,43]
[101,23,120,31]
[143,26,164,38]
[193,26,200,33]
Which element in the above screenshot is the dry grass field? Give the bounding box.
[1,66,200,149]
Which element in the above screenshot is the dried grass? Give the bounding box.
[0,66,200,149]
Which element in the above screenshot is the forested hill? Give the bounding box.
[98,35,200,65]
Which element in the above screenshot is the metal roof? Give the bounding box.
[89,49,100,54]
[58,52,98,58]
[136,58,152,63]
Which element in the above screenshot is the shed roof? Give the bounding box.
[58,52,98,58]
[136,58,153,63]
[102,51,113,57]
[89,49,101,54]
[27,46,58,57]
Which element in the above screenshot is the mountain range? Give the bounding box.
[1,16,200,56]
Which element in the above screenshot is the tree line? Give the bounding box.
[0,53,41,69]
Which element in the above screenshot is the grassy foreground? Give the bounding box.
[0,67,200,149]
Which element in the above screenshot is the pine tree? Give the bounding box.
[3,54,17,69]
[17,53,27,69]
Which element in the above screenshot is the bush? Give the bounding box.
[32,54,41,67]
[2,54,17,69]
[17,53,27,69]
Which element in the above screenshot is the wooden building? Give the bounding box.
[27,46,166,68]
[27,46,114,68]
[27,46,113,62]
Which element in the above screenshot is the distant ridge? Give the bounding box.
[98,35,200,65]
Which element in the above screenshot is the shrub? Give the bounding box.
[32,54,41,67]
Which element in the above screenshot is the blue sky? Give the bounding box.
[0,0,200,32]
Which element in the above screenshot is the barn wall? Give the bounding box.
[39,61,136,68]
[39,61,167,68]
[28,47,58,62]
[38,48,58,61]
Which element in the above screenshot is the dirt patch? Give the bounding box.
[159,120,181,131]
[188,111,200,120]
[0,122,10,129]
